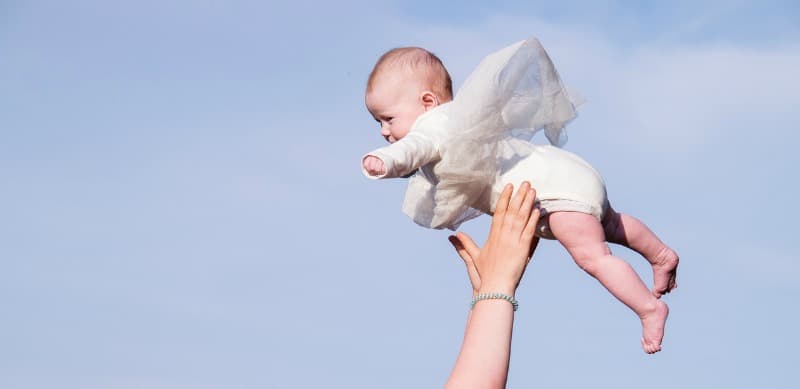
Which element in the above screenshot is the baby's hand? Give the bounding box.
[362,155,386,176]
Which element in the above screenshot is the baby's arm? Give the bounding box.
[361,132,439,179]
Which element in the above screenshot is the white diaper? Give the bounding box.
[535,198,609,240]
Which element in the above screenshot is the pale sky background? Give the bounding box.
[2,1,799,388]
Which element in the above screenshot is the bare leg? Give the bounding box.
[548,211,668,354]
[602,206,679,298]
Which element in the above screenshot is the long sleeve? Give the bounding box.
[361,131,439,179]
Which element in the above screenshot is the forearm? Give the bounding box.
[445,300,514,389]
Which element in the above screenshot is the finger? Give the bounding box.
[448,235,472,262]
[504,182,531,233]
[455,231,481,261]
[506,181,530,217]
[519,185,536,217]
[490,184,514,236]
[449,234,482,290]
[522,206,541,241]
[514,186,537,233]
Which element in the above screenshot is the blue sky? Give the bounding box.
[2,1,798,388]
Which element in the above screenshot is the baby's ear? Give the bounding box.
[420,91,440,111]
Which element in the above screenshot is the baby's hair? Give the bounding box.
[367,47,453,101]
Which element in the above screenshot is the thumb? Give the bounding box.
[454,231,481,261]
[449,233,482,292]
[448,235,472,262]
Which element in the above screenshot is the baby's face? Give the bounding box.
[365,73,426,143]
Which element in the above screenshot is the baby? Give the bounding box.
[360,38,678,354]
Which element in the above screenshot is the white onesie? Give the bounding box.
[362,38,608,237]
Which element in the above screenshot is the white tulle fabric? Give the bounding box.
[363,38,603,230]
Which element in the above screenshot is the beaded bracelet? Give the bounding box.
[471,292,518,311]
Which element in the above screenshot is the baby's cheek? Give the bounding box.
[395,125,410,140]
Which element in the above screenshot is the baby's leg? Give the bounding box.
[602,206,679,298]
[548,211,668,354]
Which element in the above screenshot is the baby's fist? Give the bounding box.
[363,155,386,176]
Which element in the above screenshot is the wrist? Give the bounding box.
[471,292,519,311]
[478,283,516,297]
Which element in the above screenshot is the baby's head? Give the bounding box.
[366,47,453,143]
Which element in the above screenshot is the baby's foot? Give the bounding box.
[640,300,669,354]
[651,246,679,298]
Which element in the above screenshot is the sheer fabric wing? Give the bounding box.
[403,37,580,230]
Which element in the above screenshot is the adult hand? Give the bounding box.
[444,182,541,389]
[448,181,541,297]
